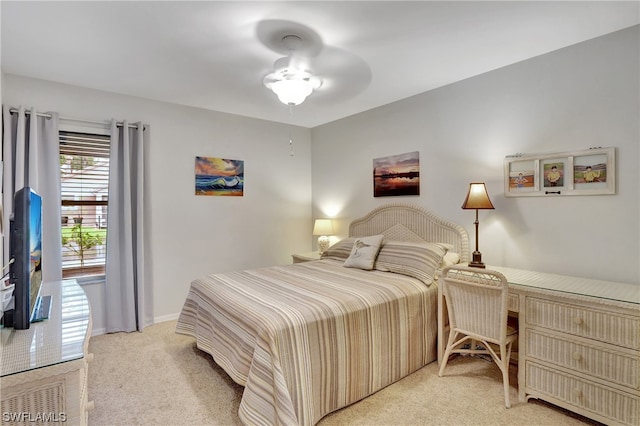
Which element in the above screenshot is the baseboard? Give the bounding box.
[90,313,180,337]
[154,312,180,323]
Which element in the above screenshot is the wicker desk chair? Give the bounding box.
[438,266,517,408]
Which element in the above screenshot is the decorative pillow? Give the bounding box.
[374,241,447,285]
[435,243,454,252]
[343,235,385,270]
[441,251,461,267]
[321,238,358,260]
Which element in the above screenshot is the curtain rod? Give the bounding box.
[8,107,143,130]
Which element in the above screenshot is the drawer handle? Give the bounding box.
[572,352,582,361]
[572,317,583,326]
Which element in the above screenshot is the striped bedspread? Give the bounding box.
[176,258,438,425]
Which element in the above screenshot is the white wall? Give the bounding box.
[311,26,640,285]
[2,75,313,333]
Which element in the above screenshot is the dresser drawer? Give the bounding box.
[525,328,639,390]
[525,297,640,349]
[526,362,639,426]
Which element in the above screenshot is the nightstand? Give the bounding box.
[291,251,321,263]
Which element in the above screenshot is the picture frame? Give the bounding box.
[373,151,420,197]
[195,156,244,196]
[504,147,615,197]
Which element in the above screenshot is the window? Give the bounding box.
[60,131,110,280]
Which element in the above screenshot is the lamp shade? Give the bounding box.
[461,183,495,210]
[312,219,334,236]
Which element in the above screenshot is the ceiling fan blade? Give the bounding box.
[256,20,323,58]
[309,46,372,102]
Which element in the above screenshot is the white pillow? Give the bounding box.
[343,235,384,270]
[321,238,357,260]
[441,251,461,267]
[374,241,447,285]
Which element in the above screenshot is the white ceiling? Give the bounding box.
[2,1,638,128]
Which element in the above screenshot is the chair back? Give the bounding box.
[440,266,510,344]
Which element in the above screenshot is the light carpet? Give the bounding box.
[87,320,599,426]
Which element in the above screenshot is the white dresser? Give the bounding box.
[1,280,94,425]
[438,267,640,426]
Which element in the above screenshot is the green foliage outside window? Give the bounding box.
[61,223,106,267]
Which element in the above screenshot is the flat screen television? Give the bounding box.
[9,187,44,330]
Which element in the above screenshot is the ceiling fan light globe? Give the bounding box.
[271,79,314,105]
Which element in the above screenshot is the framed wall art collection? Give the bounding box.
[504,147,615,197]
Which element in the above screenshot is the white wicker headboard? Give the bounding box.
[349,203,470,263]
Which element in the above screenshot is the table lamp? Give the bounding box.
[461,182,494,268]
[313,219,334,255]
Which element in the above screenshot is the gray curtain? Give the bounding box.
[105,120,150,332]
[2,105,62,282]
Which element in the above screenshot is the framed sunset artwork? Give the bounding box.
[373,151,420,197]
[195,156,244,196]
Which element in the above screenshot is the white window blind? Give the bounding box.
[60,131,110,279]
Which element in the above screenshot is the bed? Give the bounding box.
[176,203,469,425]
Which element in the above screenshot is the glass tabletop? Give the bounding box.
[489,266,640,306]
[1,279,90,377]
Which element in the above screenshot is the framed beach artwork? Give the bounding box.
[373,151,420,197]
[504,147,615,197]
[195,156,244,196]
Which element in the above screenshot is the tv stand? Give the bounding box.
[1,280,94,425]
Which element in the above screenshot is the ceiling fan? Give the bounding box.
[263,34,322,106]
[258,20,372,107]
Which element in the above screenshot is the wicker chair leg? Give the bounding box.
[502,364,511,408]
[500,343,511,408]
[438,331,459,377]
